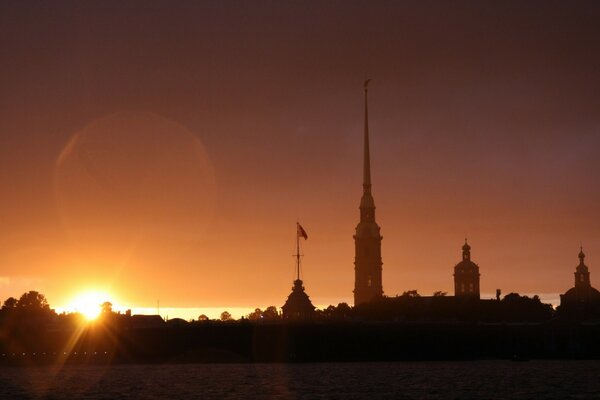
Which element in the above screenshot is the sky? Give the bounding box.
[1,1,600,318]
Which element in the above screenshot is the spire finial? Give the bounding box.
[579,246,585,263]
[363,79,372,194]
[462,238,471,261]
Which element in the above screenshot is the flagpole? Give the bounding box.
[296,222,300,281]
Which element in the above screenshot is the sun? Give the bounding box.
[68,291,112,320]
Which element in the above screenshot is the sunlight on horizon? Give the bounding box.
[54,295,561,321]
[61,290,114,320]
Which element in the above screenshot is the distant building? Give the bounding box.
[282,279,316,320]
[560,248,600,312]
[453,239,480,299]
[354,80,383,306]
[129,314,165,329]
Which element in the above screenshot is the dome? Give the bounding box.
[454,259,479,273]
[562,286,600,302]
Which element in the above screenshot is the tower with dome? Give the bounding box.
[559,247,600,315]
[453,239,481,299]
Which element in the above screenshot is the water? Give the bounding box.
[0,361,599,399]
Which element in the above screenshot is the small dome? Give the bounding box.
[579,246,586,261]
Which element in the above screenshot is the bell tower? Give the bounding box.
[354,80,383,306]
[453,239,480,299]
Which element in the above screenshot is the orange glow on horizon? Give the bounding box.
[1,3,599,317]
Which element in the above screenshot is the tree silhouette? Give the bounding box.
[247,308,263,320]
[401,290,420,298]
[17,291,50,310]
[318,303,353,320]
[334,302,352,319]
[263,306,280,320]
[2,297,18,310]
[220,311,232,321]
[101,301,113,314]
[433,291,447,297]
[198,314,209,321]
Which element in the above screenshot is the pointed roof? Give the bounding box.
[359,79,376,212]
[282,279,315,320]
[363,79,372,194]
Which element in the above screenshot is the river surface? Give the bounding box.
[0,361,599,399]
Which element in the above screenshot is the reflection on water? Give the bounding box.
[1,361,599,399]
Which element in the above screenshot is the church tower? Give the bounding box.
[453,239,480,299]
[353,80,383,306]
[559,247,600,312]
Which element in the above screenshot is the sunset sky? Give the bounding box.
[1,1,599,318]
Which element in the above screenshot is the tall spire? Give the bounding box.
[363,79,372,195]
[354,79,383,306]
[359,79,376,222]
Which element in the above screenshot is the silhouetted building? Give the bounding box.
[354,80,383,306]
[560,248,600,311]
[282,223,316,320]
[453,239,480,299]
[282,279,316,320]
[129,314,165,329]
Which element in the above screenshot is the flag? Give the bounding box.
[297,223,308,240]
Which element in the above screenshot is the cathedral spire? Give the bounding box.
[363,79,372,194]
[359,79,376,222]
[354,80,383,306]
